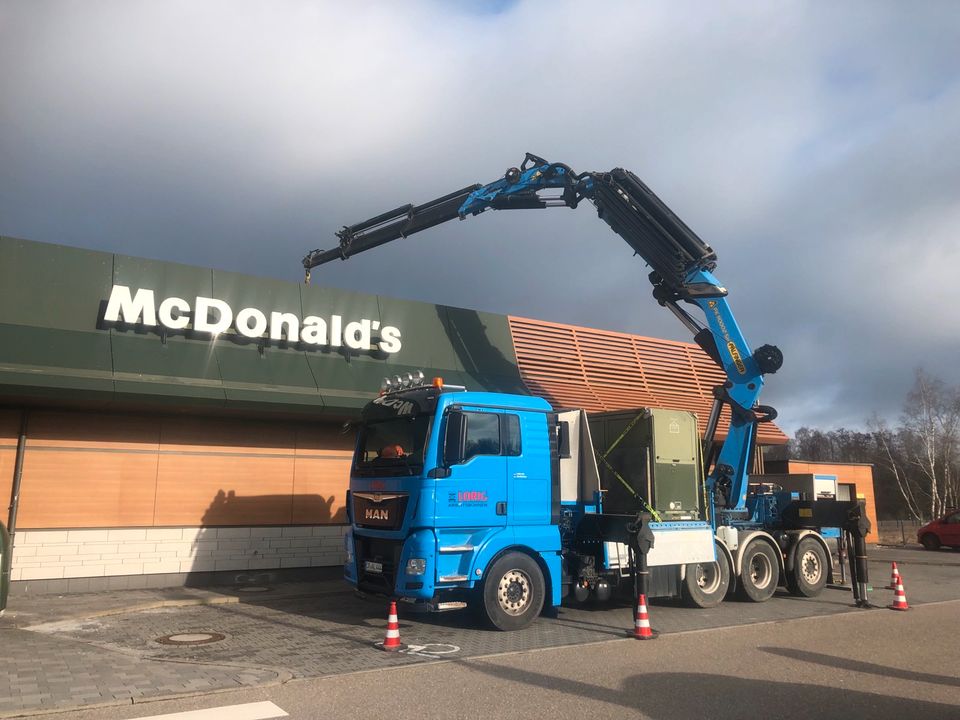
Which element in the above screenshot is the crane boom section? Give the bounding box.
[301,153,782,516]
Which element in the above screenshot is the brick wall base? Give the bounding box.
[9,525,348,584]
[9,564,344,596]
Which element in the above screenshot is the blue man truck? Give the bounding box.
[303,154,872,629]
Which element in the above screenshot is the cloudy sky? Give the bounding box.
[1,1,958,433]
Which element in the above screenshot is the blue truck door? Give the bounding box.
[506,412,552,526]
[433,409,507,528]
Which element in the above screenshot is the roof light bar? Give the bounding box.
[380,370,428,393]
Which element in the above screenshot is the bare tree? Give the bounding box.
[901,369,960,519]
[868,415,923,522]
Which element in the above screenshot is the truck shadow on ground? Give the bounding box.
[461,664,958,720]
[760,646,960,688]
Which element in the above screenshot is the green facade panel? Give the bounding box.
[0,237,113,331]
[0,237,527,417]
[0,325,114,393]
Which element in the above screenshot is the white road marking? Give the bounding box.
[131,701,288,720]
[402,643,461,657]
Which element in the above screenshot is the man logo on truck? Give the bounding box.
[365,508,390,521]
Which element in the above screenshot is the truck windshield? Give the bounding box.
[353,415,431,477]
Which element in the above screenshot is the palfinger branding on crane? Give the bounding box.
[708,300,746,374]
[102,284,402,353]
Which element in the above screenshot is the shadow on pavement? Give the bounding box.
[463,663,958,720]
[760,646,960,688]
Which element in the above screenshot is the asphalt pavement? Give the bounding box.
[53,598,960,720]
[1,544,957,718]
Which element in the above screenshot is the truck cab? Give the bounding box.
[344,376,563,629]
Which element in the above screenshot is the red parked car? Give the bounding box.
[918,509,960,550]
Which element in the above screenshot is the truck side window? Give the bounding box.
[463,412,500,461]
[502,414,521,456]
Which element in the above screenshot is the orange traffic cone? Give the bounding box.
[628,594,657,640]
[377,600,406,651]
[889,575,910,611]
[885,562,901,590]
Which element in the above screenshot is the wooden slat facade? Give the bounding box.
[0,408,21,515]
[12,410,351,529]
[508,315,788,445]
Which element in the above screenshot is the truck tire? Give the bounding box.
[681,542,731,608]
[736,540,779,602]
[786,537,828,597]
[921,533,941,551]
[481,552,545,631]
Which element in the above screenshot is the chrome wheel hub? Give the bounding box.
[800,549,822,584]
[498,569,531,616]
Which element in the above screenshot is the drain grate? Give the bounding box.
[154,632,226,646]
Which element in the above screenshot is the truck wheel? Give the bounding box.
[921,533,941,551]
[786,537,828,597]
[681,542,731,608]
[481,552,545,631]
[736,540,779,602]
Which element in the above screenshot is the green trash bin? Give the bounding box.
[0,521,9,613]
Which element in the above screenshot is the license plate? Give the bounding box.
[364,560,383,574]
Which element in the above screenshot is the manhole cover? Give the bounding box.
[155,632,226,646]
[235,586,271,593]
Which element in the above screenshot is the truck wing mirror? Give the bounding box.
[558,421,571,459]
[444,410,466,466]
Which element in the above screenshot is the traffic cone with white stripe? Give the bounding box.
[889,574,910,611]
[629,593,657,640]
[885,562,901,590]
[377,600,406,651]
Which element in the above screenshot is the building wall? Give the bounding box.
[6,408,353,585]
[10,525,347,587]
[0,409,19,515]
[508,315,789,445]
[14,409,352,529]
[780,461,878,543]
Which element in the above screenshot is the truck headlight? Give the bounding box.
[344,533,354,563]
[405,558,426,575]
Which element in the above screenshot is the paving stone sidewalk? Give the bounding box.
[0,577,347,718]
[0,627,284,717]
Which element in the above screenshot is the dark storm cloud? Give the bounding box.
[1,0,958,433]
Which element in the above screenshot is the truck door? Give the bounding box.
[506,412,552,526]
[433,409,507,529]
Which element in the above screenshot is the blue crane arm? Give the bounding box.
[301,153,782,516]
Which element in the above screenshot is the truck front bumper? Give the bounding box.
[345,528,439,601]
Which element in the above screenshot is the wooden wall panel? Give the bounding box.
[160,417,295,455]
[16,450,158,528]
[9,411,362,530]
[27,410,160,450]
[291,457,351,524]
[0,408,21,516]
[0,448,14,517]
[295,425,354,456]
[291,426,353,524]
[154,454,296,526]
